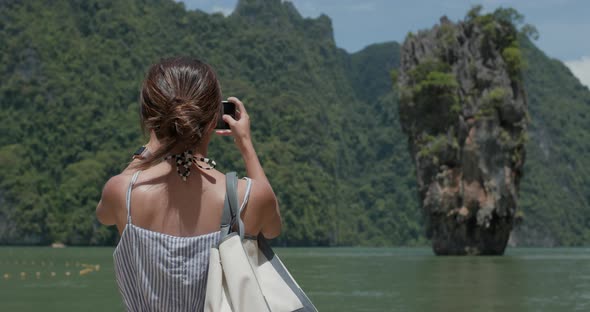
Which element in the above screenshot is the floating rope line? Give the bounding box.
[163,150,216,181]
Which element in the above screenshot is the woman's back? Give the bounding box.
[122,163,228,237]
[113,167,250,311]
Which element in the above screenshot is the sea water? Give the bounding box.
[0,247,588,311]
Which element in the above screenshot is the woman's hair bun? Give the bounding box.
[163,97,205,142]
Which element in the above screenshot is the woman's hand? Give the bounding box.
[215,97,252,150]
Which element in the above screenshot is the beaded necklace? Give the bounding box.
[163,150,217,181]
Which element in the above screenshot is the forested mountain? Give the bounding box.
[512,38,590,246]
[0,0,588,246]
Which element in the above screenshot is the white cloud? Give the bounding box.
[564,56,590,88]
[211,5,233,16]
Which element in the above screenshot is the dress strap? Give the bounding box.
[239,177,252,214]
[125,171,142,224]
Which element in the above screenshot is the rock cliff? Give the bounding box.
[397,8,529,255]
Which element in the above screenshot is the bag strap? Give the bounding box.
[220,172,235,237]
[221,172,245,240]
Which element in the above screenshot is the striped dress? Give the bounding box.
[113,171,245,311]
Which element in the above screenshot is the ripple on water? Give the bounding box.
[308,290,398,298]
[22,280,90,289]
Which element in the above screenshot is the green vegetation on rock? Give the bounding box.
[477,87,508,117]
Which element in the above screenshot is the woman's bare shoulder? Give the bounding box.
[103,172,135,196]
[96,171,135,225]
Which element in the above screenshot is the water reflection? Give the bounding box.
[411,255,527,311]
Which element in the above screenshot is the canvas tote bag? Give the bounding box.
[204,172,318,312]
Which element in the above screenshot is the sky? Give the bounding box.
[178,0,590,87]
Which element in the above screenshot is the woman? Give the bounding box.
[96,57,281,311]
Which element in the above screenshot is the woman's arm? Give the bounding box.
[239,140,281,238]
[217,97,281,238]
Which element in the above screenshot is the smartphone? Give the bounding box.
[216,100,236,130]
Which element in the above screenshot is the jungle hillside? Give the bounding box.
[0,0,588,246]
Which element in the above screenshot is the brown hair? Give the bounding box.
[134,57,222,170]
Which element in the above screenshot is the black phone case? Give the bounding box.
[217,101,236,129]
